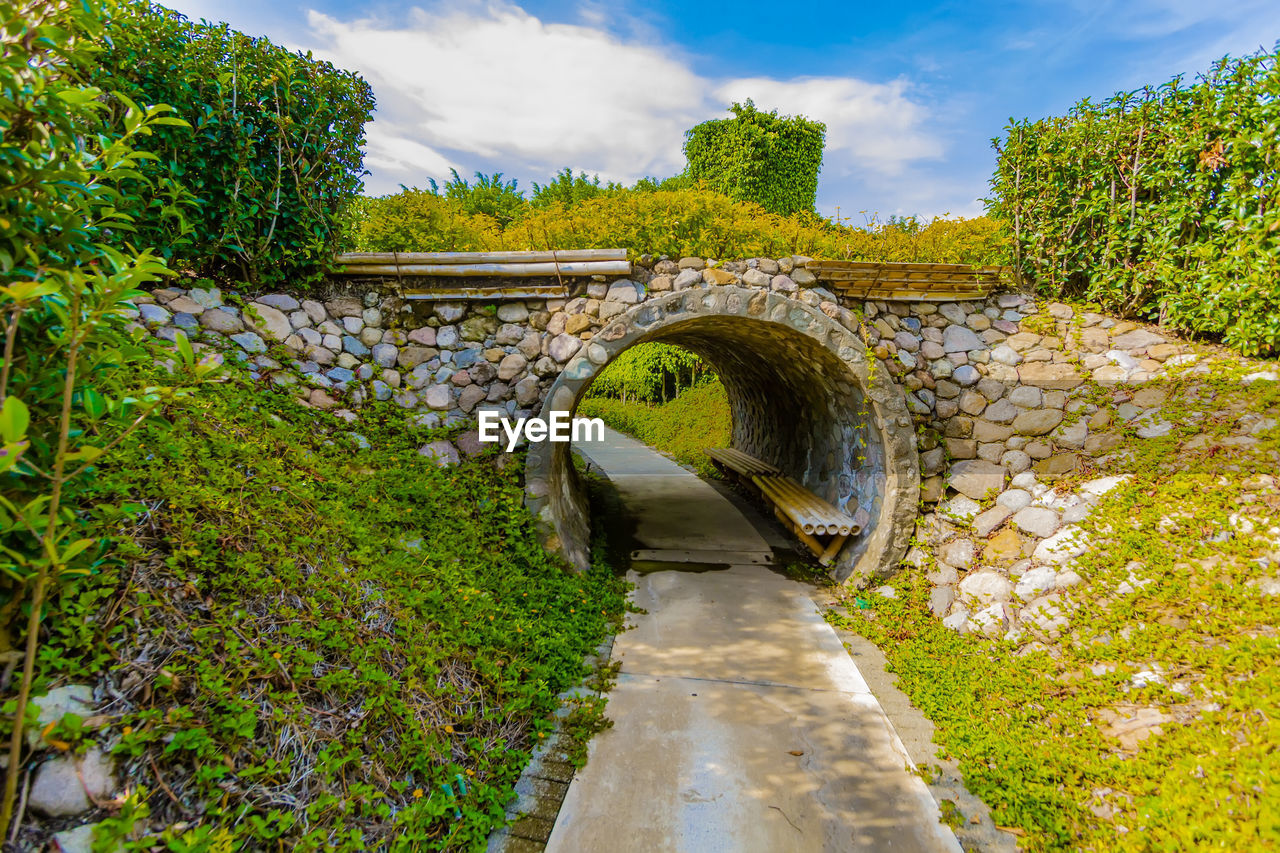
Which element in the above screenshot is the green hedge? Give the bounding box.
[990,46,1280,355]
[91,1,375,287]
[684,101,826,216]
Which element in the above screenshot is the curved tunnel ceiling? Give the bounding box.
[525,286,919,585]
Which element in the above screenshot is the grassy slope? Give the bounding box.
[830,352,1280,851]
[584,348,1280,850]
[24,370,624,851]
[578,382,731,477]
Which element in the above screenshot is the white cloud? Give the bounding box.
[306,3,707,185]
[1096,0,1280,39]
[716,77,944,177]
[301,2,943,196]
[362,123,457,185]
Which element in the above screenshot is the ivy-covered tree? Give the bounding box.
[683,100,826,216]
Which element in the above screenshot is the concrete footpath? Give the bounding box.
[546,428,961,853]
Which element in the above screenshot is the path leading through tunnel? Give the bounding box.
[545,427,960,853]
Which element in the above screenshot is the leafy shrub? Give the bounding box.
[20,373,625,850]
[989,45,1280,355]
[684,100,826,215]
[530,168,623,208]
[841,214,1008,267]
[0,0,216,836]
[432,169,527,227]
[89,0,375,287]
[341,190,503,253]
[506,189,834,258]
[512,192,1006,263]
[579,382,731,477]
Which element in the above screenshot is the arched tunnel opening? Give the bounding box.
[525,286,919,585]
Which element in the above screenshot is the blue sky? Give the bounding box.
[165,0,1279,221]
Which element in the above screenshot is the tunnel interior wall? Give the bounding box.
[525,286,919,584]
[644,317,884,571]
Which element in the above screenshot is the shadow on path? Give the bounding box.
[545,428,961,853]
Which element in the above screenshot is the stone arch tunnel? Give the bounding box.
[138,249,1159,606]
[524,285,920,584]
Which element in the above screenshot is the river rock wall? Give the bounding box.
[132,255,1268,634]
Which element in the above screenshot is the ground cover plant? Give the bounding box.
[828,349,1280,851]
[990,44,1280,356]
[10,367,625,850]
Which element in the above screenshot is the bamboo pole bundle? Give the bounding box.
[331,249,631,278]
[334,260,631,277]
[335,249,626,265]
[702,447,858,565]
[705,447,783,477]
[754,476,859,537]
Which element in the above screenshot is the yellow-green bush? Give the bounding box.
[340,190,502,253]
[344,186,1006,265]
[830,214,1008,266]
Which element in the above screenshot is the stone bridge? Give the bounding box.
[134,254,1176,589]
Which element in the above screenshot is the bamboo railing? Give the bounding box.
[805,260,1009,302]
[332,249,630,278]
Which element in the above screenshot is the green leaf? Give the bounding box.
[58,538,96,564]
[174,329,195,365]
[0,396,30,443]
[82,388,108,420]
[0,280,60,302]
[65,445,104,464]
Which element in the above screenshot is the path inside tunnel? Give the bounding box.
[544,426,960,853]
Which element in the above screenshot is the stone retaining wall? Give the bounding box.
[133,254,1255,631]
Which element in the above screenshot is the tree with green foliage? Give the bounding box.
[0,0,216,837]
[430,169,527,227]
[531,168,623,208]
[584,343,710,404]
[683,100,826,215]
[88,0,375,287]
